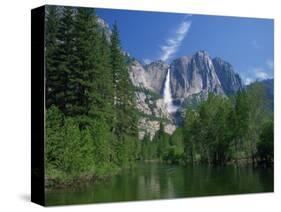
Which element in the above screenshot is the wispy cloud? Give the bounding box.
[251,67,270,80]
[242,59,273,85]
[160,17,192,61]
[266,59,274,69]
[255,70,269,80]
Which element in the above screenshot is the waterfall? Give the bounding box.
[163,68,178,113]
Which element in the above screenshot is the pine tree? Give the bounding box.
[110,22,139,166]
[70,8,100,117]
[45,106,64,170]
[229,91,250,163]
[183,109,198,163]
[89,30,114,126]
[55,7,76,114]
[110,22,123,136]
[246,83,267,163]
[46,6,60,108]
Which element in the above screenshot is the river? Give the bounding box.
[46,163,273,206]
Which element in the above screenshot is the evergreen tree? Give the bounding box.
[230,91,249,162]
[46,6,60,108]
[89,30,114,126]
[156,123,170,160]
[45,106,64,170]
[246,83,267,163]
[211,97,232,165]
[55,7,76,113]
[257,120,273,164]
[70,8,100,117]
[183,110,199,163]
[110,22,138,138]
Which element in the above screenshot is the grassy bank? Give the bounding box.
[45,163,121,189]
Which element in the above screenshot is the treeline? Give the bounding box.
[140,123,184,163]
[141,83,273,166]
[44,6,273,187]
[45,6,140,185]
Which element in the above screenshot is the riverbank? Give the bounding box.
[45,164,121,189]
[45,159,273,190]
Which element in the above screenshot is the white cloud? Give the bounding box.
[245,77,254,85]
[253,67,269,80]
[256,71,268,80]
[160,19,192,61]
[243,60,273,85]
[143,58,152,65]
[266,59,274,69]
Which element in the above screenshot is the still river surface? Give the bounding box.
[46,163,273,206]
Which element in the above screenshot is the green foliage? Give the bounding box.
[45,6,139,186]
[46,108,94,175]
[180,89,273,166]
[245,82,268,162]
[140,123,182,163]
[110,22,138,138]
[55,7,76,113]
[70,8,100,116]
[183,94,233,165]
[45,106,64,169]
[257,120,273,164]
[141,135,155,160]
[46,6,60,108]
[183,109,199,163]
[61,118,86,173]
[139,85,273,166]
[170,128,184,156]
[44,5,273,187]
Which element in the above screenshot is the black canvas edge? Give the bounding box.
[31,5,46,206]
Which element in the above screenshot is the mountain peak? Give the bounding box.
[212,57,233,68]
[194,50,210,58]
[129,50,243,99]
[212,57,243,95]
[144,60,168,70]
[152,59,166,64]
[192,50,213,66]
[212,57,224,63]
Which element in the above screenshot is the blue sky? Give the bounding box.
[96,8,274,84]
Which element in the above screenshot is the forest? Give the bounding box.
[141,87,273,166]
[45,6,140,186]
[45,6,273,187]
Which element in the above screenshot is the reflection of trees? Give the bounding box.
[46,163,273,205]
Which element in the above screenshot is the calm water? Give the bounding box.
[46,163,273,206]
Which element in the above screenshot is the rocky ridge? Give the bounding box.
[96,16,244,141]
[129,51,244,139]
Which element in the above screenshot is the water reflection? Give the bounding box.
[46,163,273,206]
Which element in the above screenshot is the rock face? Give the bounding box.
[95,16,244,141]
[170,51,225,101]
[129,51,244,139]
[138,118,176,141]
[134,89,176,140]
[212,57,243,95]
[129,60,168,94]
[95,16,175,140]
[144,61,169,94]
[96,16,112,42]
[138,118,160,141]
[129,60,176,140]
[130,50,243,102]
